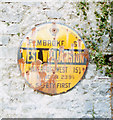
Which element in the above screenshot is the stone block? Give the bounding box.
[6,24,20,35]
[0,22,20,35]
[0,22,7,34]
[46,10,62,19]
[2,46,18,59]
[0,47,3,58]
[0,35,10,45]
[0,3,23,23]
[85,64,96,79]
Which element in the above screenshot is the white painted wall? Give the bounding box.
[0,1,111,118]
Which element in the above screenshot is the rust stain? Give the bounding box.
[26,37,29,45]
[32,40,36,48]
[39,71,47,83]
[32,27,36,31]
[18,58,25,77]
[52,28,57,34]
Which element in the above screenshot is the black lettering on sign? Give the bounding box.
[48,40,51,46]
[43,40,46,46]
[38,50,43,62]
[57,67,68,73]
[74,41,77,47]
[57,83,71,88]
[73,67,81,74]
[36,40,64,47]
[37,40,42,45]
[61,40,64,45]
[26,50,36,63]
[61,75,75,79]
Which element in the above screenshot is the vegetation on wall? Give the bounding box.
[76,1,113,77]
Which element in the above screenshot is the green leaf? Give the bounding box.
[17,33,20,37]
[6,22,10,26]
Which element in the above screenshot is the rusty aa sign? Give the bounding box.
[18,22,89,95]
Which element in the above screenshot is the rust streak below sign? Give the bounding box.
[18,22,89,95]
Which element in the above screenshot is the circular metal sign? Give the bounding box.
[18,22,89,95]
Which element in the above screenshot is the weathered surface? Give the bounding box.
[0,1,111,118]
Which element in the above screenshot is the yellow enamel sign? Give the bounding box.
[18,22,89,95]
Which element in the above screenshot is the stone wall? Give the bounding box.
[0,1,111,118]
